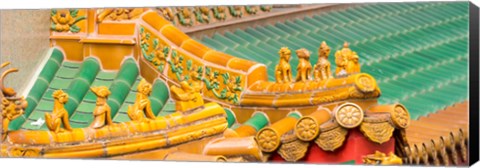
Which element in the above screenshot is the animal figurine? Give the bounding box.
[127,79,155,121]
[45,90,72,133]
[89,86,112,129]
[275,47,293,83]
[171,81,204,111]
[313,41,333,81]
[295,48,312,82]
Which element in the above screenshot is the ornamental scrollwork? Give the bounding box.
[202,67,243,104]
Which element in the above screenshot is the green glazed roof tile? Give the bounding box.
[201,2,468,120]
[62,61,81,69]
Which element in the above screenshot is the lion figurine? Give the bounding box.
[295,48,312,82]
[45,90,72,133]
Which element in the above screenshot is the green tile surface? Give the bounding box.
[200,2,469,120]
[18,57,171,130]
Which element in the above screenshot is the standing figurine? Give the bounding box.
[335,42,360,75]
[313,41,333,81]
[295,48,312,82]
[275,47,293,83]
[89,86,112,129]
[45,90,72,133]
[127,79,156,121]
[346,50,361,74]
[334,42,349,75]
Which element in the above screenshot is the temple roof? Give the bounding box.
[200,2,469,119]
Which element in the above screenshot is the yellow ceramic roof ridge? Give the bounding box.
[137,16,260,76]
[138,21,249,76]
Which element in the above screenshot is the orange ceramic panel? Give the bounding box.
[239,94,276,107]
[139,58,160,83]
[181,103,225,123]
[44,148,105,158]
[246,64,268,87]
[247,81,273,92]
[87,10,96,33]
[161,25,190,46]
[141,11,172,31]
[80,38,136,45]
[203,51,234,67]
[84,44,134,70]
[227,58,257,72]
[181,39,212,58]
[235,125,258,137]
[53,39,84,61]
[274,93,313,107]
[98,23,136,35]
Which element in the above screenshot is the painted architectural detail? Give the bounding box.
[97,8,143,22]
[176,7,194,26]
[202,67,243,104]
[229,6,243,18]
[141,27,170,72]
[51,9,86,33]
[212,6,227,21]
[194,7,212,23]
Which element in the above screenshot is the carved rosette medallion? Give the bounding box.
[315,126,348,151]
[295,116,320,141]
[277,132,309,162]
[360,117,395,144]
[354,73,377,93]
[390,104,410,129]
[334,103,364,129]
[256,128,280,152]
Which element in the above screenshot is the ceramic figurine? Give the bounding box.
[171,81,204,111]
[127,79,155,121]
[45,90,72,133]
[313,41,333,81]
[89,86,112,129]
[275,47,293,83]
[295,48,312,82]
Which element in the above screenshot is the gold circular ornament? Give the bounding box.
[354,73,377,93]
[295,116,320,141]
[390,104,410,129]
[334,103,364,128]
[256,128,280,152]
